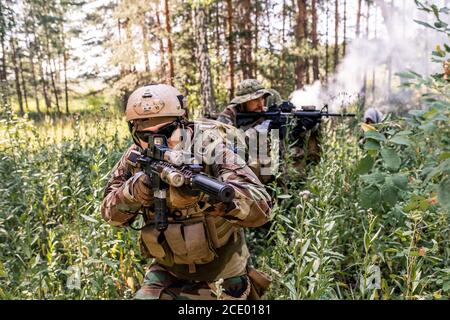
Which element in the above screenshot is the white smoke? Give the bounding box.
[290,0,449,113]
[290,81,322,108]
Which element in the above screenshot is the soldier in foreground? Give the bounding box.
[101,84,272,300]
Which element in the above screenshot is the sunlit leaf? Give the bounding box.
[361,186,381,209]
[80,214,98,223]
[364,139,381,151]
[438,178,450,210]
[361,172,386,186]
[414,19,436,30]
[361,123,376,132]
[356,155,375,175]
[392,174,408,190]
[382,183,399,207]
[364,131,386,142]
[390,135,411,146]
[381,148,401,171]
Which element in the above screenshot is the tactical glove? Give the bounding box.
[298,117,318,131]
[130,172,153,204]
[169,185,201,208]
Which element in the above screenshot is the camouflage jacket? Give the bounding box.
[101,120,272,281]
[217,103,265,131]
[217,103,322,182]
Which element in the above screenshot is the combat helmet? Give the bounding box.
[230,79,272,105]
[126,84,187,144]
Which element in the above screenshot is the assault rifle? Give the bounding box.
[136,134,235,232]
[236,101,356,132]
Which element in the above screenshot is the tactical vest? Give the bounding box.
[129,119,251,281]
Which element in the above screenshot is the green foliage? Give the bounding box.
[0,101,142,299]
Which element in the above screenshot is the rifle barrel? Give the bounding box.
[237,112,356,117]
[322,113,356,117]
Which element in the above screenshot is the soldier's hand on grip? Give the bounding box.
[131,172,153,204]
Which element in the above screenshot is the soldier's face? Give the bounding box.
[136,120,176,149]
[246,97,265,112]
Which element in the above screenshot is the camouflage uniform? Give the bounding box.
[101,118,272,300]
[217,80,322,182]
[217,79,272,130]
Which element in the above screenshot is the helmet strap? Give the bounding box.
[129,121,144,150]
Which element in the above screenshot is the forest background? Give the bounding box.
[0,0,449,300]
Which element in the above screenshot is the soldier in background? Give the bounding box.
[101,84,272,300]
[364,107,384,124]
[217,79,272,130]
[217,79,322,183]
[359,107,385,147]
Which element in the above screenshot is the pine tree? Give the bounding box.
[192,1,216,116]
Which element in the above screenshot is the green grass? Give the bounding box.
[0,91,448,299]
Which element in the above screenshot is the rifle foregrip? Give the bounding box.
[154,192,169,231]
[191,174,235,203]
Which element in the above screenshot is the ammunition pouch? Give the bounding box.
[140,212,238,273]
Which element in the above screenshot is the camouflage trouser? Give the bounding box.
[134,263,250,300]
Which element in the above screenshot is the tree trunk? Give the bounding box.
[193,4,216,116]
[141,20,150,73]
[45,31,60,114]
[334,0,339,70]
[280,0,286,94]
[0,1,7,82]
[0,35,6,81]
[117,18,126,77]
[387,1,393,100]
[311,0,319,81]
[215,1,220,88]
[343,0,347,56]
[32,11,51,113]
[61,23,69,114]
[295,0,307,88]
[0,36,6,82]
[123,18,134,74]
[19,52,29,113]
[25,21,41,113]
[325,1,329,81]
[164,0,174,85]
[155,10,166,81]
[356,0,362,38]
[254,1,259,78]
[360,1,371,112]
[238,0,253,79]
[304,1,310,85]
[38,55,51,113]
[226,0,235,98]
[372,6,378,100]
[266,0,272,51]
[10,36,24,115]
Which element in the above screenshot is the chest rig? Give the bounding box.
[126,125,240,273]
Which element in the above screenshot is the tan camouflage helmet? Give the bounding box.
[125,84,186,123]
[230,79,272,105]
